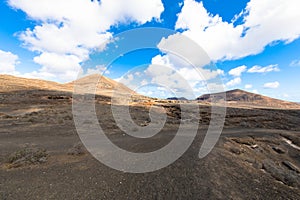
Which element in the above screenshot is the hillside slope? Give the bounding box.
[0,75,72,92]
[0,74,135,97]
[197,89,300,109]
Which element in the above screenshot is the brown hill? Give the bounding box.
[0,74,135,97]
[0,75,72,92]
[67,74,136,97]
[197,89,300,109]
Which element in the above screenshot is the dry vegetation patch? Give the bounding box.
[6,146,48,168]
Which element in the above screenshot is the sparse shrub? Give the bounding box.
[7,147,48,168]
[68,142,86,156]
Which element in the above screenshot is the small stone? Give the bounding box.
[272,146,286,154]
[39,157,47,163]
[229,146,242,155]
[282,161,300,173]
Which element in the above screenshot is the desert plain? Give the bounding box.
[0,74,299,199]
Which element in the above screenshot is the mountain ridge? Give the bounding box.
[197,89,300,109]
[0,75,299,109]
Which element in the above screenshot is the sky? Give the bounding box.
[0,0,300,101]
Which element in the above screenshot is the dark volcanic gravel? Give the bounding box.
[0,90,300,199]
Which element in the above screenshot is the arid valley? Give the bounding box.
[0,75,299,199]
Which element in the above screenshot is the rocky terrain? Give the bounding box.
[0,75,299,199]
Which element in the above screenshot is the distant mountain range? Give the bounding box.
[167,97,188,101]
[0,75,299,109]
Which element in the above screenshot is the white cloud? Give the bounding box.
[140,90,153,97]
[151,54,174,69]
[141,79,148,86]
[245,84,253,89]
[248,64,279,73]
[149,53,221,83]
[134,72,141,76]
[8,0,164,82]
[0,50,20,74]
[126,74,134,81]
[228,65,247,77]
[252,89,259,94]
[9,0,163,29]
[145,63,192,97]
[113,77,122,82]
[217,69,225,76]
[27,52,81,82]
[226,77,242,87]
[290,59,300,67]
[86,65,110,76]
[144,31,227,98]
[157,33,210,67]
[145,53,224,98]
[173,0,300,61]
[22,71,56,81]
[137,86,172,99]
[33,53,81,74]
[283,93,290,98]
[264,81,280,89]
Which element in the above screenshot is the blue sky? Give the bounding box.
[0,0,300,101]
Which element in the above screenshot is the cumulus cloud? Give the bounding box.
[0,50,19,74]
[252,89,259,94]
[157,33,210,68]
[245,84,253,89]
[264,81,280,89]
[173,0,300,61]
[144,32,226,98]
[228,65,247,77]
[145,56,196,98]
[226,77,242,87]
[86,65,110,76]
[21,71,57,81]
[248,64,279,73]
[144,53,224,98]
[8,0,164,81]
[33,53,81,73]
[22,52,81,82]
[283,93,290,98]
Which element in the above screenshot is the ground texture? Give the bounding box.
[0,90,300,200]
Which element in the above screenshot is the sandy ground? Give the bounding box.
[0,90,300,200]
